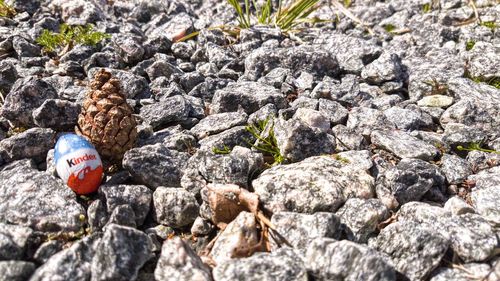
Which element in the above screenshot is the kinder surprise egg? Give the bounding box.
[54,134,103,194]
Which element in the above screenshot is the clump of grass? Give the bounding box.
[465,40,475,51]
[479,21,498,30]
[0,0,16,18]
[457,142,500,155]
[178,0,328,42]
[36,23,110,55]
[245,117,284,165]
[227,0,324,31]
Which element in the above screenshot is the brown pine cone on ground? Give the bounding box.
[76,69,137,162]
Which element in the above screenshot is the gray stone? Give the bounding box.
[466,150,500,173]
[441,78,500,138]
[253,156,374,214]
[0,223,34,261]
[248,104,278,125]
[441,154,472,184]
[180,72,205,92]
[314,33,382,74]
[471,179,500,225]
[336,198,389,243]
[257,68,292,88]
[0,159,85,233]
[114,34,145,65]
[347,107,394,137]
[318,99,349,126]
[442,123,487,149]
[181,146,264,195]
[153,187,199,228]
[198,126,254,151]
[417,95,454,108]
[33,240,64,264]
[52,0,104,25]
[361,52,404,84]
[383,106,435,131]
[371,130,440,161]
[123,143,190,189]
[466,42,499,79]
[211,82,287,115]
[206,42,236,68]
[99,184,152,227]
[12,36,41,57]
[370,221,449,281]
[397,202,451,224]
[154,237,212,281]
[146,13,194,41]
[213,247,308,281]
[244,46,339,80]
[332,125,368,151]
[87,199,108,232]
[190,112,248,139]
[270,212,341,250]
[306,238,396,281]
[0,60,17,94]
[1,76,57,127]
[437,213,498,262]
[430,263,492,281]
[404,49,464,101]
[210,211,259,265]
[140,95,203,129]
[444,196,475,216]
[30,234,102,281]
[375,158,445,208]
[273,116,335,162]
[0,261,36,281]
[145,60,182,81]
[171,42,195,60]
[0,128,55,163]
[90,224,153,281]
[190,217,214,236]
[32,99,80,130]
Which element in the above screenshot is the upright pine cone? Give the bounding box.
[76,69,137,162]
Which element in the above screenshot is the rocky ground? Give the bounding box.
[0,0,499,280]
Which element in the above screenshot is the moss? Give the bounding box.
[212,145,232,155]
[479,21,498,30]
[465,40,475,51]
[422,3,432,13]
[383,24,396,33]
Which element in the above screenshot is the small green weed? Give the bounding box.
[343,0,352,8]
[479,21,498,30]
[457,142,500,155]
[422,3,432,13]
[212,145,232,155]
[383,24,396,33]
[245,117,284,165]
[36,23,110,55]
[465,40,476,51]
[0,0,16,18]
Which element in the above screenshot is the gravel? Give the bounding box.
[1,0,498,280]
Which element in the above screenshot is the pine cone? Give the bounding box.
[76,69,137,162]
